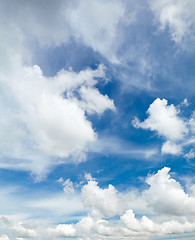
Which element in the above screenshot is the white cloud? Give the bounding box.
[84,173,96,181]
[12,224,37,238]
[57,178,75,195]
[185,149,195,160]
[67,0,125,63]
[0,0,121,177]
[0,62,115,176]
[47,224,76,238]
[81,179,123,218]
[133,98,188,140]
[78,86,115,115]
[2,168,195,239]
[148,0,195,45]
[0,0,126,62]
[76,215,115,238]
[121,209,195,236]
[132,98,193,155]
[161,140,182,155]
[143,167,195,216]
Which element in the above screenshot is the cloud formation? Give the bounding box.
[133,98,194,155]
[0,62,115,176]
[148,0,195,45]
[1,167,195,239]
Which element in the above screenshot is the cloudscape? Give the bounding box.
[0,0,195,239]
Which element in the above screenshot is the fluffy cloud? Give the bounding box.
[82,179,122,218]
[47,224,76,238]
[161,141,182,155]
[132,98,194,155]
[148,0,195,45]
[12,224,37,238]
[76,216,115,238]
[143,167,195,216]
[0,0,117,177]
[1,167,195,239]
[0,61,115,177]
[121,209,195,236]
[133,98,188,140]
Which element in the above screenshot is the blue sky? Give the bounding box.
[0,0,195,239]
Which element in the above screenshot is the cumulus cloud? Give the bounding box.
[2,168,195,239]
[132,98,195,155]
[121,209,195,236]
[148,0,195,45]
[12,224,37,238]
[0,0,118,178]
[133,98,188,140]
[0,61,115,176]
[82,178,122,218]
[143,167,195,216]
[47,224,76,238]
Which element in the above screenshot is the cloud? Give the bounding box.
[148,0,195,45]
[12,224,37,238]
[0,0,119,179]
[0,0,73,48]
[57,178,75,195]
[185,149,195,160]
[0,0,126,63]
[121,209,195,236]
[81,179,122,218]
[133,98,188,140]
[132,98,195,155]
[161,140,182,155]
[0,62,115,177]
[1,167,195,239]
[78,86,115,115]
[88,135,159,160]
[47,224,76,238]
[143,167,195,216]
[67,0,125,63]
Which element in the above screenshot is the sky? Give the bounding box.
[0,0,195,239]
